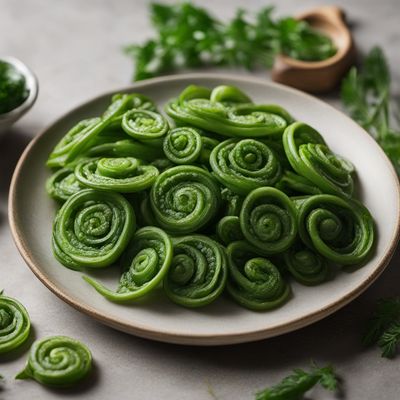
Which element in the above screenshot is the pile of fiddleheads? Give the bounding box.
[45,84,375,311]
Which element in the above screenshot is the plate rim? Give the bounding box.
[8,72,400,346]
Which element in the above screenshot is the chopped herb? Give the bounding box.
[125,3,336,81]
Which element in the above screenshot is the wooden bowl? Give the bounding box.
[271,5,356,93]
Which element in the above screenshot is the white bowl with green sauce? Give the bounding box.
[0,56,38,136]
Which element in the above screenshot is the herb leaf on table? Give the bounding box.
[255,363,338,400]
[363,298,400,358]
[125,2,336,81]
[341,47,400,175]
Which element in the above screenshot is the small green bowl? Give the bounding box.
[0,56,38,136]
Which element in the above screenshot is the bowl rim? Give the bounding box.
[0,56,39,121]
[8,73,400,345]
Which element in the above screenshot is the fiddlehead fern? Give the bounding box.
[0,293,30,354]
[165,85,292,138]
[163,127,203,164]
[164,235,227,307]
[295,194,375,265]
[240,187,297,254]
[74,157,159,192]
[276,170,322,195]
[16,336,92,387]
[46,167,84,202]
[210,138,282,195]
[122,109,169,141]
[150,165,221,234]
[87,139,164,161]
[284,241,330,285]
[283,122,354,197]
[226,241,290,310]
[47,94,134,168]
[52,189,135,269]
[83,226,173,301]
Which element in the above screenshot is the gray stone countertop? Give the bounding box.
[0,0,399,399]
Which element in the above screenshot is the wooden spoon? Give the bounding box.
[271,5,356,93]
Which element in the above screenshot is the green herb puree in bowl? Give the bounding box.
[0,60,29,114]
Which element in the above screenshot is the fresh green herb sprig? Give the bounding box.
[125,3,336,81]
[341,47,400,175]
[256,362,338,400]
[363,298,400,358]
[0,61,29,114]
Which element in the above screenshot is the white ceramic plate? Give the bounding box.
[9,74,400,345]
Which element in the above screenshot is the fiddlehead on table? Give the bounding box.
[16,336,92,387]
[0,293,30,354]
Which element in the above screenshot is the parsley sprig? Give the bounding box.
[256,362,338,400]
[125,3,336,81]
[363,298,400,358]
[341,47,400,175]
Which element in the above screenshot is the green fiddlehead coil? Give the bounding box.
[210,138,282,195]
[164,235,227,307]
[165,85,292,138]
[150,165,221,234]
[276,170,323,195]
[163,127,202,164]
[283,122,354,197]
[226,241,290,310]
[46,167,84,202]
[284,241,330,285]
[110,92,157,113]
[75,157,159,193]
[52,189,135,269]
[46,118,100,168]
[295,194,375,265]
[87,139,164,161]
[216,216,244,245]
[0,293,30,354]
[47,94,134,168]
[240,187,297,254]
[83,226,173,301]
[16,336,92,387]
[122,109,169,141]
